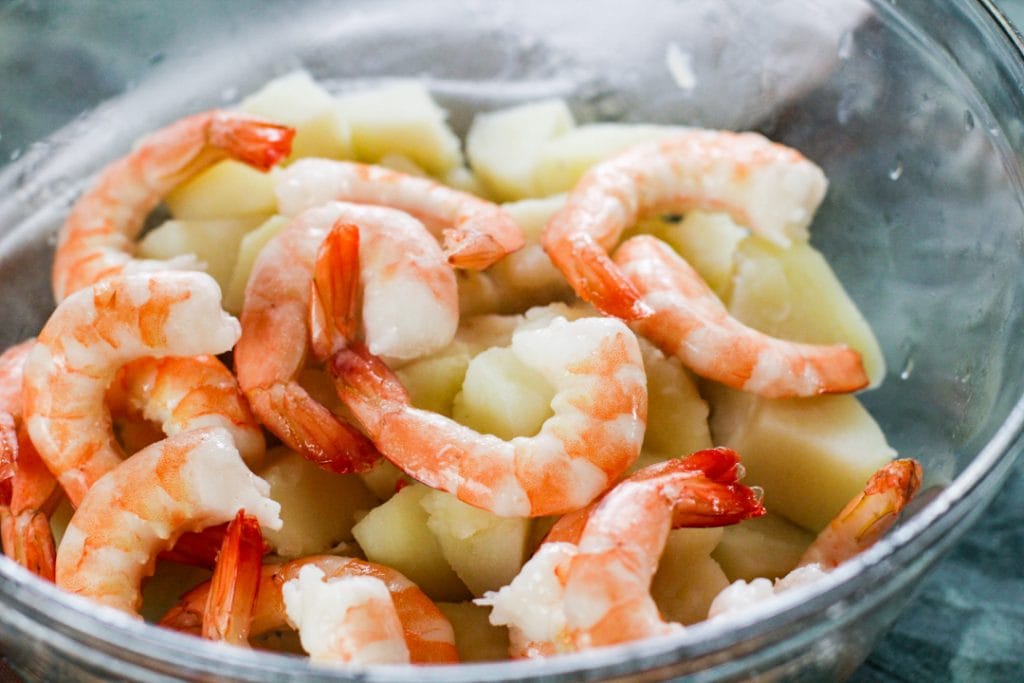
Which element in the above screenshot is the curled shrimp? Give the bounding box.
[541,131,828,321]
[708,458,922,619]
[614,236,868,397]
[23,272,243,506]
[55,427,281,616]
[161,555,459,664]
[275,158,524,269]
[52,109,294,302]
[479,448,765,657]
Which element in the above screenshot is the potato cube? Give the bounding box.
[396,350,472,417]
[452,347,555,440]
[165,160,277,219]
[223,215,290,314]
[358,460,412,502]
[640,339,713,458]
[711,514,814,582]
[656,211,748,298]
[651,528,729,625]
[437,602,510,662]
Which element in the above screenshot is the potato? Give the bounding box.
[241,70,353,161]
[140,561,212,624]
[727,237,886,388]
[223,214,290,314]
[165,160,277,219]
[502,195,566,243]
[639,339,713,458]
[256,447,379,558]
[422,489,530,597]
[443,165,491,198]
[336,82,463,175]
[351,484,469,601]
[655,211,748,298]
[396,349,472,417]
[711,514,814,582]
[706,383,896,531]
[437,602,510,662]
[466,99,575,201]
[651,528,729,625]
[358,460,411,502]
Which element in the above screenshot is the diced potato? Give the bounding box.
[351,484,470,601]
[533,123,688,196]
[651,528,729,626]
[452,347,555,440]
[241,70,353,161]
[727,237,886,387]
[422,490,530,597]
[706,383,896,531]
[466,100,575,201]
[711,514,814,582]
[358,460,411,502]
[257,447,379,558]
[457,269,503,317]
[377,152,428,176]
[137,216,264,293]
[502,195,566,243]
[140,561,212,624]
[396,349,472,416]
[336,82,463,175]
[165,160,277,219]
[443,166,491,198]
[437,602,510,662]
[655,211,748,298]
[223,214,290,314]
[639,339,713,458]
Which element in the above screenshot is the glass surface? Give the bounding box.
[0,1,1022,680]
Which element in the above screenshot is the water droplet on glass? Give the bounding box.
[899,356,914,380]
[964,110,975,131]
[837,31,854,60]
[9,147,22,162]
[148,52,165,66]
[221,86,239,102]
[888,157,904,181]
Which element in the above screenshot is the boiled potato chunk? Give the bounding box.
[466,99,575,201]
[422,489,530,597]
[706,383,896,531]
[727,237,886,387]
[396,350,472,417]
[257,447,379,558]
[653,211,747,298]
[711,514,814,582]
[358,460,411,502]
[437,602,510,662]
[640,339,713,458]
[223,215,290,315]
[651,528,729,625]
[336,82,463,175]
[241,70,353,161]
[165,160,277,219]
[351,484,469,601]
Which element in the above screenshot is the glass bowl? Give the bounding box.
[0,0,1022,680]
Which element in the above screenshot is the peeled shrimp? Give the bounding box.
[319,315,648,517]
[708,458,922,619]
[55,427,281,616]
[479,448,765,656]
[52,109,294,302]
[614,236,868,397]
[235,201,459,473]
[275,158,524,269]
[541,131,828,321]
[23,272,243,506]
[161,555,459,664]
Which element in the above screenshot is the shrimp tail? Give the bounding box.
[326,344,412,426]
[208,112,295,171]
[544,235,653,321]
[161,523,230,567]
[202,511,264,646]
[309,222,362,362]
[443,228,510,270]
[0,509,57,581]
[0,413,18,497]
[655,448,766,528]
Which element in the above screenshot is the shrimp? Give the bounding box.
[201,511,265,646]
[479,448,765,657]
[317,314,648,517]
[707,458,922,619]
[275,158,524,269]
[614,236,868,397]
[161,555,459,664]
[23,272,243,506]
[540,131,828,321]
[55,427,281,616]
[235,201,459,473]
[52,110,294,302]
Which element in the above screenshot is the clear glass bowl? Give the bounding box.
[0,1,1022,680]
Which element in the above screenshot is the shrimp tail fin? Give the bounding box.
[668,448,766,528]
[326,344,411,436]
[201,511,264,646]
[443,228,512,270]
[161,523,230,568]
[209,113,295,171]
[0,413,18,501]
[547,236,653,321]
[0,509,57,581]
[310,222,362,361]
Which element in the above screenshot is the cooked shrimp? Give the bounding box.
[614,236,868,397]
[318,315,648,517]
[236,201,458,473]
[52,109,294,302]
[541,131,828,320]
[55,427,281,616]
[161,555,459,664]
[23,272,243,506]
[275,158,524,269]
[201,511,265,646]
[708,458,922,619]
[479,448,765,656]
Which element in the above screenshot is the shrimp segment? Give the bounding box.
[53,110,294,302]
[275,159,524,269]
[541,131,828,320]
[202,511,265,646]
[23,272,243,506]
[480,448,765,656]
[161,555,459,664]
[322,315,648,517]
[55,427,281,616]
[614,236,867,397]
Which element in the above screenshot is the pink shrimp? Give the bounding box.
[22,272,244,506]
[275,158,524,269]
[614,235,868,397]
[541,131,828,321]
[161,555,459,664]
[52,109,294,302]
[479,448,765,656]
[55,427,281,616]
[201,511,265,646]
